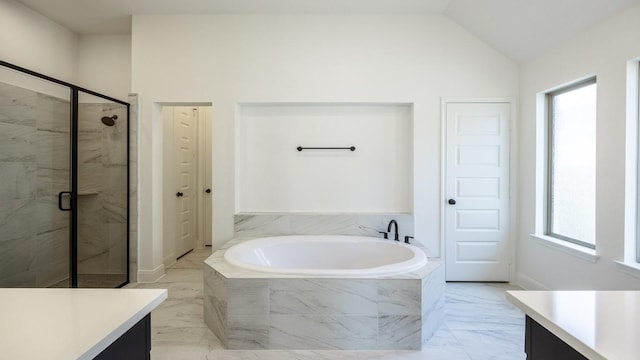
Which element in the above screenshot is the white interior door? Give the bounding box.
[174,107,198,258]
[203,107,212,246]
[445,102,510,281]
[197,106,213,246]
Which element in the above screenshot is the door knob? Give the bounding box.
[176,192,184,197]
[205,188,211,194]
[448,199,456,205]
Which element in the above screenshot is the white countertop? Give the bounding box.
[507,290,640,360]
[0,288,167,360]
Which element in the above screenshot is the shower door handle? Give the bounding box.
[58,191,72,211]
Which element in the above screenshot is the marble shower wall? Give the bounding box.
[77,101,128,276]
[0,81,71,287]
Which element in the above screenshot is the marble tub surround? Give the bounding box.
[130,249,525,360]
[234,213,418,245]
[204,241,444,350]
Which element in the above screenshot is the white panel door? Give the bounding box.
[445,102,510,281]
[203,107,213,246]
[199,106,213,246]
[174,107,198,258]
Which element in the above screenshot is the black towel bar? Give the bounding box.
[297,146,356,151]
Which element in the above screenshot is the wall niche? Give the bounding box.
[236,103,413,214]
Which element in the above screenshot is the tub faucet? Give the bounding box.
[387,220,399,241]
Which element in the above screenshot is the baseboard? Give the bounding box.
[137,264,165,283]
[163,253,176,270]
[515,272,550,290]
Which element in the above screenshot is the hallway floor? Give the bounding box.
[128,249,525,360]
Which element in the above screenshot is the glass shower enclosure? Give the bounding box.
[0,61,129,288]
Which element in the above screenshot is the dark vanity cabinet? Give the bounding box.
[525,316,588,360]
[94,315,151,360]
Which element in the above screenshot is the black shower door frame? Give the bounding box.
[0,60,130,288]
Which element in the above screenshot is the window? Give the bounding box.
[622,59,640,272]
[636,61,640,264]
[546,78,597,249]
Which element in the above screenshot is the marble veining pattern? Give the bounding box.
[228,279,269,315]
[0,122,36,162]
[0,82,37,127]
[129,249,525,360]
[0,83,69,287]
[0,198,35,241]
[234,214,415,244]
[270,279,378,316]
[204,241,445,350]
[227,315,269,349]
[377,315,422,349]
[0,162,36,200]
[377,279,422,315]
[76,101,128,279]
[269,315,379,350]
[0,80,131,287]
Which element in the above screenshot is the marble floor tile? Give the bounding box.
[418,326,472,360]
[173,248,213,269]
[159,268,204,283]
[445,302,524,331]
[151,343,216,360]
[450,329,526,360]
[128,249,526,360]
[445,282,521,304]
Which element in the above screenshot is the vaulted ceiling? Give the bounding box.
[14,0,640,62]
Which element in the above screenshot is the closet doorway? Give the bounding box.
[162,105,212,267]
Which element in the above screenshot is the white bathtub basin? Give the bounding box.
[223,235,427,276]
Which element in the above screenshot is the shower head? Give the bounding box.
[101,115,118,127]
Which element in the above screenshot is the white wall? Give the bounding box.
[77,35,131,101]
[237,103,412,213]
[162,106,177,268]
[131,14,518,279]
[0,0,131,99]
[0,1,131,100]
[517,4,640,289]
[0,0,78,83]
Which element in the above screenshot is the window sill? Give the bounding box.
[530,234,599,263]
[614,261,640,279]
